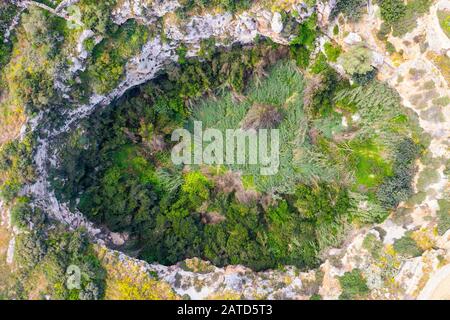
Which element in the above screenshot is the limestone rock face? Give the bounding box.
[344,32,362,45]
[112,0,181,25]
[371,51,384,67]
[271,12,283,33]
[69,29,96,74]
[110,232,129,246]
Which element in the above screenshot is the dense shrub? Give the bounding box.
[437,199,450,236]
[438,10,450,39]
[376,22,391,41]
[379,0,433,36]
[385,41,396,55]
[10,198,45,229]
[339,269,370,299]
[379,0,406,25]
[330,0,367,21]
[79,0,117,35]
[290,14,318,68]
[338,45,373,76]
[85,19,149,94]
[393,232,423,257]
[0,3,17,68]
[306,65,344,116]
[352,68,377,85]
[377,138,421,209]
[178,0,251,13]
[310,52,329,74]
[15,231,47,269]
[14,227,106,300]
[3,7,65,113]
[76,145,161,238]
[52,41,423,272]
[0,136,35,201]
[324,42,342,62]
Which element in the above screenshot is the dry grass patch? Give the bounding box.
[0,224,13,298]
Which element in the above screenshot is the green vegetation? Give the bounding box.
[376,138,421,208]
[416,166,440,192]
[339,269,369,300]
[0,136,35,201]
[331,0,367,21]
[437,199,450,236]
[13,225,105,300]
[0,3,18,69]
[334,83,424,209]
[310,52,329,74]
[83,19,149,94]
[338,45,373,78]
[333,25,339,36]
[324,42,342,62]
[290,14,318,68]
[362,233,383,259]
[432,96,450,106]
[438,10,450,39]
[0,0,435,301]
[3,7,66,113]
[10,197,45,230]
[5,198,106,300]
[379,0,433,36]
[427,52,450,85]
[379,0,406,25]
[393,231,424,258]
[78,0,117,35]
[347,139,391,188]
[385,41,396,55]
[176,0,251,15]
[190,61,343,193]
[53,46,423,271]
[54,61,348,270]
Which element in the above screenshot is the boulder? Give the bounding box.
[344,32,362,45]
[271,12,283,33]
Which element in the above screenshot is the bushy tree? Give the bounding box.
[0,137,35,201]
[290,14,318,68]
[339,269,370,299]
[379,0,406,25]
[86,20,149,94]
[437,199,450,236]
[352,68,377,85]
[324,42,342,62]
[377,138,421,209]
[10,198,45,229]
[79,0,117,35]
[79,158,160,236]
[331,0,368,21]
[15,231,47,269]
[14,226,106,300]
[393,231,423,257]
[0,3,17,68]
[181,171,212,208]
[21,8,61,55]
[338,45,373,76]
